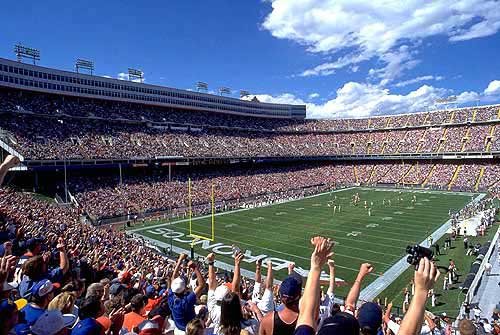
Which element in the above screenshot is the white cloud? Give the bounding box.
[484,80,500,96]
[251,79,500,119]
[244,93,306,105]
[394,75,444,88]
[117,72,145,83]
[117,72,128,81]
[308,93,320,99]
[264,0,500,80]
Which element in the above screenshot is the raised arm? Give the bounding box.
[398,258,439,335]
[327,260,335,295]
[296,236,333,330]
[264,260,273,290]
[57,237,69,274]
[345,263,373,312]
[207,253,217,291]
[256,259,262,283]
[189,260,206,297]
[232,252,244,295]
[383,302,393,324]
[0,155,20,187]
[171,253,187,284]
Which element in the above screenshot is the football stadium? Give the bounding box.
[1,2,500,335]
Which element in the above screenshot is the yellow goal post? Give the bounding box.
[188,178,215,243]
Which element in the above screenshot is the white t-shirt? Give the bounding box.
[207,289,222,335]
[251,282,274,314]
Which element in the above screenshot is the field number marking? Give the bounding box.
[347,231,362,237]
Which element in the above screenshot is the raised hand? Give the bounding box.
[310,236,333,271]
[288,262,295,274]
[187,260,197,269]
[206,253,215,263]
[234,252,244,266]
[415,257,440,293]
[358,263,374,278]
[2,155,20,169]
[0,255,17,284]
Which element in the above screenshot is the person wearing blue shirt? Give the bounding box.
[15,279,55,334]
[18,241,69,299]
[167,254,206,334]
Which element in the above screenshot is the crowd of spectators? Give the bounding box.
[65,162,498,221]
[0,87,499,139]
[452,165,482,190]
[1,148,500,335]
[2,111,498,161]
[70,165,348,219]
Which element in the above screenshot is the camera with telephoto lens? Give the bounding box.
[406,244,434,268]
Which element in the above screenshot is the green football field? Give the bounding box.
[129,187,476,298]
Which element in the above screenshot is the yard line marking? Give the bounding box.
[129,187,355,233]
[359,192,486,301]
[135,230,382,275]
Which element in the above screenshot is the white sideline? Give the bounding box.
[359,193,486,301]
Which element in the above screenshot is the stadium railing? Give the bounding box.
[456,226,500,321]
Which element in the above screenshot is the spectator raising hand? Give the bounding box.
[345,263,374,312]
[0,255,17,284]
[295,236,333,333]
[398,257,440,335]
[0,155,20,186]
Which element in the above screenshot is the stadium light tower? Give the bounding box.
[75,59,95,75]
[219,87,231,96]
[128,68,144,83]
[14,43,40,64]
[240,90,250,98]
[196,81,208,93]
[435,96,457,110]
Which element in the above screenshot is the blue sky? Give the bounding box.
[1,0,500,118]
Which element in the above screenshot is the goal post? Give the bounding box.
[188,180,215,242]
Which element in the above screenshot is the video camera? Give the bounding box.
[406,244,434,268]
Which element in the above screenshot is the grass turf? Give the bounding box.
[377,199,499,317]
[129,187,476,299]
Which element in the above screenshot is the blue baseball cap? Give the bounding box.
[358,302,382,334]
[318,312,360,335]
[31,279,54,299]
[279,276,302,298]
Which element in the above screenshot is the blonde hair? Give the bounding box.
[48,292,76,314]
[186,318,204,335]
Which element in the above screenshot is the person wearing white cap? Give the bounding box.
[31,310,71,335]
[167,253,206,335]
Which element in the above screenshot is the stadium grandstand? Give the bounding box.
[1,52,500,335]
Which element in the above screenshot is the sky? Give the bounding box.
[1,0,500,119]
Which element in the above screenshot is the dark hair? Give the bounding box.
[0,298,17,327]
[130,294,146,313]
[331,303,341,316]
[79,295,103,319]
[220,292,243,335]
